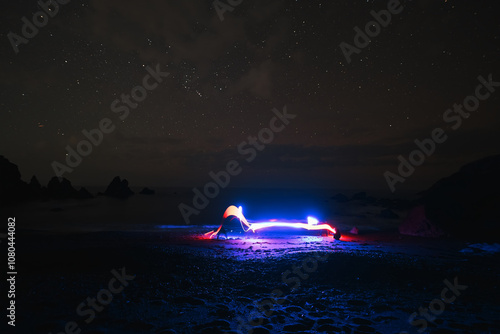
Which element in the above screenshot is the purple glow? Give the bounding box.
[249,220,336,234]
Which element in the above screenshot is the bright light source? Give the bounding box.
[238,206,243,214]
[307,216,319,225]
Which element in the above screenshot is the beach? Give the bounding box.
[7,189,500,334]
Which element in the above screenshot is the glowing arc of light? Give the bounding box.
[249,221,336,234]
[205,205,337,238]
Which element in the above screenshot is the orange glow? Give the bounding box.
[222,205,251,229]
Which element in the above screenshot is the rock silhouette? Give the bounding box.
[0,155,28,203]
[399,205,445,237]
[28,175,44,199]
[46,177,79,199]
[139,187,155,195]
[1,156,96,203]
[77,187,94,199]
[104,176,134,199]
[400,154,500,238]
[377,208,399,219]
[422,154,500,237]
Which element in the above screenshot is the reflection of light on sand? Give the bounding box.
[184,231,403,261]
[199,235,341,259]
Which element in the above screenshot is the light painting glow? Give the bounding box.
[205,205,339,239]
[249,221,336,234]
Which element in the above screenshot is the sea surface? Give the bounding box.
[12,187,418,232]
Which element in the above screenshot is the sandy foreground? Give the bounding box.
[7,226,500,334]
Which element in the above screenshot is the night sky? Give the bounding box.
[1,0,499,193]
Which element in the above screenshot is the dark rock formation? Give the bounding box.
[104,176,134,199]
[377,209,399,219]
[399,155,500,238]
[1,155,96,203]
[377,198,414,210]
[46,177,79,199]
[399,205,445,237]
[77,187,94,199]
[139,187,155,195]
[421,154,500,236]
[28,175,44,199]
[0,155,28,203]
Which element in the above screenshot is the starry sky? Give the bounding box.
[0,0,499,194]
